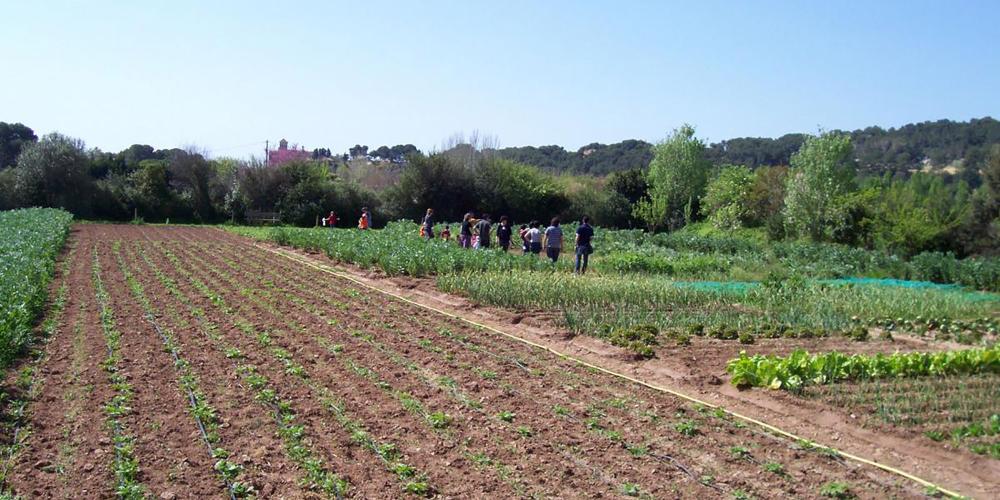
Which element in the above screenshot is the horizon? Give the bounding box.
[3,1,998,159]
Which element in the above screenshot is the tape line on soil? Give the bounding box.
[260,243,966,500]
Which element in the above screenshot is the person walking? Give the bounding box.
[422,208,435,240]
[459,213,473,249]
[518,224,530,253]
[358,207,371,230]
[496,216,513,252]
[542,217,563,263]
[323,211,337,228]
[441,225,452,242]
[575,215,595,274]
[475,214,493,249]
[526,221,543,256]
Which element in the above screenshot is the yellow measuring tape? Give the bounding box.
[262,245,967,499]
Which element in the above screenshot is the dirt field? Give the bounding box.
[0,224,966,498]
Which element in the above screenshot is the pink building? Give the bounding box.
[267,139,311,166]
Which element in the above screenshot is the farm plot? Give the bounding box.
[4,224,929,498]
[803,374,1000,461]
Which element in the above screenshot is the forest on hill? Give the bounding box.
[498,117,1000,181]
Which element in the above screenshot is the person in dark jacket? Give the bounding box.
[575,215,595,274]
[496,216,512,252]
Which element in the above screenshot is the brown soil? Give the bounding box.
[243,229,1000,498]
[0,223,975,498]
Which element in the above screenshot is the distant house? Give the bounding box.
[267,139,311,166]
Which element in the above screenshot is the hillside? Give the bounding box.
[497,117,1000,180]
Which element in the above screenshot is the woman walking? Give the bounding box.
[422,208,435,240]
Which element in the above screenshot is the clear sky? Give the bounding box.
[2,0,998,159]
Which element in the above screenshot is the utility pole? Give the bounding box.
[264,140,269,166]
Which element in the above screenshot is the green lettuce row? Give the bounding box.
[727,345,1000,391]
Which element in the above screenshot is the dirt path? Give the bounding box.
[249,236,1000,498]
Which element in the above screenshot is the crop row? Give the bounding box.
[178,235,915,498]
[229,221,1000,291]
[727,346,1000,391]
[0,239,75,493]
[0,208,73,367]
[170,239,703,496]
[127,242,354,497]
[113,244,252,497]
[159,246,443,495]
[159,242,597,496]
[436,271,996,352]
[91,247,146,498]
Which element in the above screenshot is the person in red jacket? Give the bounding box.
[323,211,337,228]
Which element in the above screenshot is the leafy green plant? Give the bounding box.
[819,481,854,499]
[727,345,1000,391]
[0,208,73,368]
[674,420,699,436]
[620,482,641,497]
[763,461,785,475]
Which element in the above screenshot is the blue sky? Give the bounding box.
[2,0,998,158]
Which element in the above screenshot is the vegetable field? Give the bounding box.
[0,224,941,498]
[0,208,73,367]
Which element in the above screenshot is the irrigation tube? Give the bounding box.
[142,313,239,500]
[262,245,968,499]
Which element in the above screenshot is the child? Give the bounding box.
[441,225,452,242]
[518,224,529,253]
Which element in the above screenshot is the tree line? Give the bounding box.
[496,117,1000,185]
[1,119,998,257]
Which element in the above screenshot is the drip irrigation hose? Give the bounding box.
[261,244,968,499]
[142,313,239,500]
[182,290,346,500]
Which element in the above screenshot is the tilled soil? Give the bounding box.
[2,224,938,498]
[256,233,1000,498]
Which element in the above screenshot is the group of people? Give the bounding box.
[321,207,595,273]
[321,207,372,230]
[421,209,594,274]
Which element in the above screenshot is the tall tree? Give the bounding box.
[782,132,856,240]
[704,165,755,229]
[634,124,710,231]
[0,122,38,169]
[12,133,94,216]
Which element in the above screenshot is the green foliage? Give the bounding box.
[475,159,570,221]
[0,208,73,367]
[818,481,854,499]
[12,133,96,217]
[0,122,37,169]
[704,165,755,229]
[727,345,1000,391]
[783,132,856,241]
[383,154,477,223]
[232,222,552,277]
[605,324,659,358]
[863,173,972,255]
[635,124,711,230]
